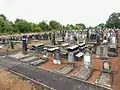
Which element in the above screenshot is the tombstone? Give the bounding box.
[84,49,92,69]
[99,44,108,60]
[102,61,111,73]
[86,29,89,39]
[10,41,14,49]
[53,48,61,64]
[67,45,79,65]
[51,31,56,45]
[22,36,27,54]
[73,36,77,45]
[108,33,117,56]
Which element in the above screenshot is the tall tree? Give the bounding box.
[39,21,51,31]
[106,12,120,29]
[96,23,106,29]
[0,14,6,20]
[14,19,31,33]
[66,24,74,30]
[49,20,62,30]
[74,23,86,30]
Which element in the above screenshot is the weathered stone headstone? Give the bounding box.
[53,48,61,64]
[67,45,79,64]
[84,49,92,69]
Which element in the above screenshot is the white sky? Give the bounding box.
[0,0,120,27]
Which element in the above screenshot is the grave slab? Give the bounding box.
[71,67,92,80]
[30,59,47,66]
[20,56,38,62]
[56,65,75,75]
[95,72,112,87]
[8,52,31,60]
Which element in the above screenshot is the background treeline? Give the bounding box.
[0,12,120,34]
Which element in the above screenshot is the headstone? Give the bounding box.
[67,45,79,64]
[10,41,14,49]
[84,49,92,69]
[103,61,110,71]
[53,48,61,64]
[68,52,74,63]
[99,44,108,60]
[22,36,27,54]
[51,31,56,45]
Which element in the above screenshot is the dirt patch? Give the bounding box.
[0,68,42,90]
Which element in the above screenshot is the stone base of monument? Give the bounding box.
[8,52,32,60]
[108,52,117,57]
[71,67,93,80]
[30,59,48,66]
[95,72,112,88]
[55,65,75,75]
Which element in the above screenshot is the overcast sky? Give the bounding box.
[0,0,120,27]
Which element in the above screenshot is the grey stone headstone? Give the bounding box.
[83,49,92,69]
[68,52,74,63]
[97,44,108,60]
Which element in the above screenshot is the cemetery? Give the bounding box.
[0,28,120,90]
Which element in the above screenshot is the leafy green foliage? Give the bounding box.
[1,12,119,35]
[106,12,120,29]
[49,20,63,30]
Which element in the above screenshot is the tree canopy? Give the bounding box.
[106,12,120,29]
[0,12,119,34]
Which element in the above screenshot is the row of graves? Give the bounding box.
[95,29,118,88]
[49,29,118,88]
[6,37,49,66]
[2,28,118,89]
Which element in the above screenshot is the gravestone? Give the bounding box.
[108,32,117,57]
[53,48,61,64]
[96,41,108,59]
[86,29,89,39]
[83,49,92,69]
[103,61,111,73]
[10,41,14,49]
[22,36,27,55]
[67,45,79,65]
[51,31,56,45]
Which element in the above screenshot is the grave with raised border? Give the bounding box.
[71,49,93,80]
[95,60,112,87]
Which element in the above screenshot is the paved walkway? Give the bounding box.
[0,57,108,90]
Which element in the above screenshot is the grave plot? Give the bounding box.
[30,59,47,66]
[95,72,112,87]
[71,49,93,80]
[95,61,112,87]
[8,52,32,60]
[20,56,38,63]
[55,65,75,75]
[71,67,92,80]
